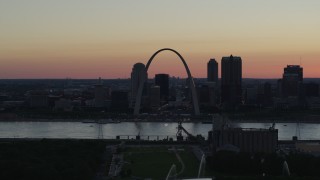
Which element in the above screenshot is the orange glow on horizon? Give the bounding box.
[1,51,319,79]
[1,1,320,79]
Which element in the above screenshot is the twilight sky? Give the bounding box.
[1,0,320,79]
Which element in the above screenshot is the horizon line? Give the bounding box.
[1,77,320,80]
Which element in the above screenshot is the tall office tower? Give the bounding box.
[155,74,169,101]
[131,63,147,106]
[94,77,107,107]
[196,83,217,107]
[282,65,303,97]
[284,65,303,81]
[207,58,218,83]
[221,55,242,108]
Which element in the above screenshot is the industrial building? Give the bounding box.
[209,117,278,153]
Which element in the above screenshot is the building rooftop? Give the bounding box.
[224,127,277,132]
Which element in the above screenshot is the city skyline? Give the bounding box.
[1,0,320,79]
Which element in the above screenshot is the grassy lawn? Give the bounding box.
[179,151,201,178]
[120,146,199,180]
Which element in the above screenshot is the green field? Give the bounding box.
[119,146,199,180]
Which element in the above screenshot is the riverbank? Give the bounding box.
[1,117,320,123]
[2,109,320,123]
[1,137,320,144]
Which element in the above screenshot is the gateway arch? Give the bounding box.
[134,48,200,115]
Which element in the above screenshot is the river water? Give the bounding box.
[0,121,319,140]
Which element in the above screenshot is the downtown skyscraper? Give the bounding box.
[130,63,147,106]
[221,55,242,109]
[155,74,169,101]
[207,58,218,83]
[281,65,303,97]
